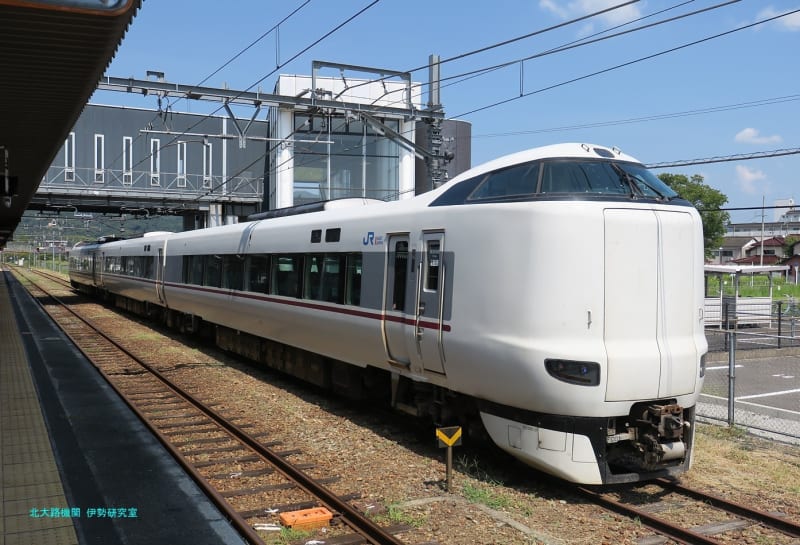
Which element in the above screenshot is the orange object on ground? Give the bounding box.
[279,507,333,531]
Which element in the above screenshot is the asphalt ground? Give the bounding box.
[700,334,800,442]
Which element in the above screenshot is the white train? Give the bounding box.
[69,143,708,485]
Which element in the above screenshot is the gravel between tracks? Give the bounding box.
[63,290,800,545]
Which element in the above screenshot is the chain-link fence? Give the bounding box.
[700,299,800,443]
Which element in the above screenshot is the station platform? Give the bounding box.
[0,269,246,545]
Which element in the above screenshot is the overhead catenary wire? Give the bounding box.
[333,0,650,107]
[374,0,734,112]
[451,6,800,119]
[122,0,380,177]
[472,94,800,138]
[99,0,313,174]
[646,147,800,169]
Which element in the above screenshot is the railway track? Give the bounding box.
[575,478,800,545]
[14,267,420,545]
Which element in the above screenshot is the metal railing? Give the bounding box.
[700,299,800,442]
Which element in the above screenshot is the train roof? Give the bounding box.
[444,143,639,187]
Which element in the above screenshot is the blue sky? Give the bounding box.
[96,0,800,223]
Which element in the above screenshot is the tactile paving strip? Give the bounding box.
[1,271,78,545]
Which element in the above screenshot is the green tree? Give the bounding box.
[784,235,800,257]
[657,173,730,258]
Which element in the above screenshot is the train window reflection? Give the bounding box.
[392,241,408,311]
[345,253,362,306]
[272,255,302,297]
[222,255,244,291]
[204,255,222,288]
[246,255,269,293]
[425,241,440,291]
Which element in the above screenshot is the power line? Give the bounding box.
[451,6,800,119]
[124,0,380,175]
[100,0,312,173]
[364,0,710,112]
[472,94,800,138]
[646,147,800,169]
[337,0,644,103]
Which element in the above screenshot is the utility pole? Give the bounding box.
[425,54,445,191]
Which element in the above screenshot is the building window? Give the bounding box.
[64,132,75,182]
[94,134,105,183]
[203,142,212,188]
[293,113,400,204]
[122,136,133,185]
[177,141,187,188]
[150,138,160,185]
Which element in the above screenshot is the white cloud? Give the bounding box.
[539,0,642,26]
[734,127,783,145]
[757,6,800,31]
[736,165,767,194]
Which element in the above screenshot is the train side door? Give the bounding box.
[414,231,446,375]
[383,235,412,366]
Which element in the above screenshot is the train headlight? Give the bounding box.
[544,359,600,386]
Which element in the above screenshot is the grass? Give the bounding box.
[706,274,800,299]
[462,481,514,510]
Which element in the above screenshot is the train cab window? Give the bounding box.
[392,241,408,311]
[540,160,628,195]
[272,255,302,297]
[222,255,244,291]
[468,161,540,200]
[246,255,269,293]
[204,255,222,288]
[425,241,441,291]
[345,253,362,306]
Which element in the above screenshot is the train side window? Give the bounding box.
[325,228,341,243]
[144,256,154,279]
[246,255,269,293]
[425,241,440,291]
[272,255,302,297]
[204,255,222,288]
[222,255,244,290]
[304,254,324,300]
[187,255,204,285]
[321,254,345,303]
[345,253,362,306]
[392,241,408,311]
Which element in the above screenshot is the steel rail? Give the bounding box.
[18,268,407,545]
[575,486,726,545]
[16,269,269,545]
[655,478,800,538]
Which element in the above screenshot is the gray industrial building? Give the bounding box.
[35,103,268,229]
[31,69,471,232]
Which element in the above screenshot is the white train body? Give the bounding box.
[69,143,708,484]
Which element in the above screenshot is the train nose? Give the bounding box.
[602,208,702,401]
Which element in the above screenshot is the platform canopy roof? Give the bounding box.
[0,0,141,249]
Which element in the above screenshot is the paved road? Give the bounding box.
[699,348,800,443]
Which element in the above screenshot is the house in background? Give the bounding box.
[729,236,786,266]
[714,236,756,264]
